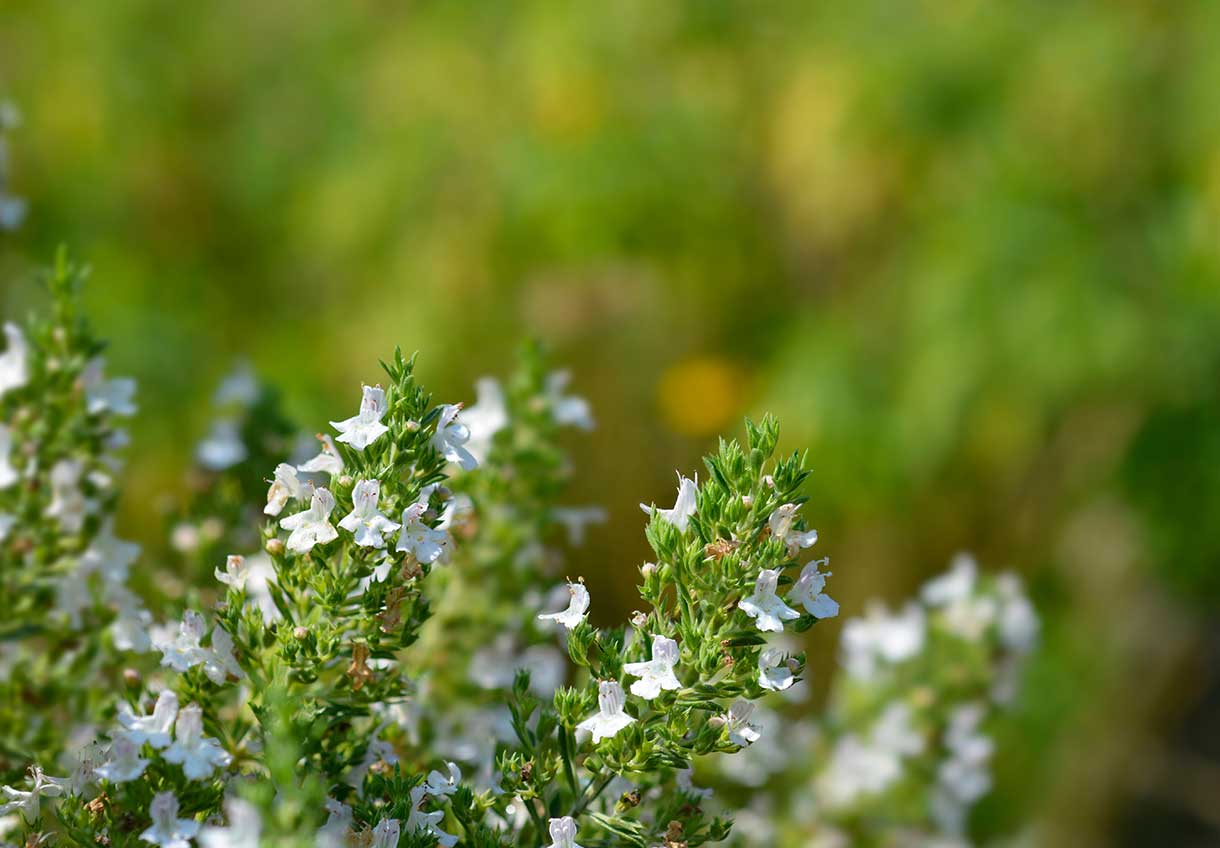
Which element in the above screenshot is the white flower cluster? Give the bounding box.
[0,101,25,231]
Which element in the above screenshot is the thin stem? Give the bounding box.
[571,771,615,819]
[558,727,580,798]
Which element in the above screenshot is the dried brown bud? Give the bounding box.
[346,643,374,691]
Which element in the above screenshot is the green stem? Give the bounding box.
[558,727,580,798]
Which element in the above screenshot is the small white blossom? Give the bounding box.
[0,322,29,397]
[396,501,450,563]
[371,817,400,848]
[552,506,608,547]
[0,766,69,823]
[432,403,478,471]
[463,377,509,465]
[280,487,339,554]
[932,704,995,834]
[406,785,457,847]
[318,799,353,846]
[767,503,818,557]
[331,385,390,451]
[622,635,681,700]
[110,589,154,652]
[202,626,242,685]
[425,762,461,796]
[841,601,927,680]
[154,610,208,672]
[199,798,261,848]
[339,479,400,548]
[264,462,304,516]
[546,816,585,848]
[711,698,762,747]
[81,520,141,585]
[45,458,89,533]
[215,554,248,589]
[95,735,149,783]
[996,572,1039,653]
[163,703,231,780]
[576,681,635,743]
[117,690,179,749]
[817,703,925,809]
[298,433,344,476]
[0,424,17,489]
[213,363,260,407]
[545,371,594,430]
[640,473,698,532]
[0,513,14,542]
[140,792,199,848]
[757,647,798,692]
[922,555,977,607]
[82,358,137,417]
[537,582,589,631]
[738,569,800,633]
[787,559,838,619]
[196,418,247,471]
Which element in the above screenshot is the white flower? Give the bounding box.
[552,506,608,547]
[872,702,925,759]
[922,555,977,606]
[0,512,14,542]
[576,681,635,743]
[117,690,179,749]
[757,647,797,692]
[767,503,818,557]
[817,703,924,809]
[280,487,339,554]
[339,479,400,548]
[163,703,231,780]
[546,816,585,848]
[622,635,681,700]
[331,385,390,451]
[199,798,261,848]
[545,371,594,430]
[840,601,927,680]
[264,462,304,516]
[82,358,137,417]
[81,520,141,585]
[140,792,199,848]
[94,735,149,783]
[396,502,449,563]
[202,626,243,685]
[432,403,477,471]
[640,473,698,532]
[787,559,838,619]
[0,322,29,397]
[0,766,70,823]
[932,704,995,834]
[153,610,210,672]
[371,817,401,848]
[45,458,89,533]
[406,785,457,847]
[711,698,761,747]
[110,591,154,652]
[215,554,248,589]
[537,582,589,631]
[996,572,1039,653]
[298,433,344,476]
[242,553,282,624]
[425,762,461,796]
[213,363,260,407]
[463,377,509,465]
[0,424,18,489]
[196,418,247,470]
[738,569,800,633]
[318,799,353,846]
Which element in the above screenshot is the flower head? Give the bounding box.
[163,703,231,780]
[264,462,303,516]
[0,766,70,823]
[339,479,400,548]
[537,582,589,631]
[545,371,594,430]
[576,680,635,743]
[406,785,458,847]
[140,792,199,848]
[199,798,261,848]
[371,817,401,848]
[396,501,450,564]
[463,377,509,465]
[331,385,390,451]
[547,816,585,848]
[788,559,838,619]
[81,520,141,585]
[45,458,89,533]
[83,357,137,417]
[117,690,178,749]
[196,418,247,471]
[425,762,461,797]
[623,635,681,700]
[738,569,800,633]
[0,424,18,489]
[0,322,29,397]
[298,433,345,476]
[215,554,248,589]
[711,698,761,747]
[758,647,798,692]
[280,487,339,554]
[640,473,698,532]
[767,503,818,557]
[95,735,149,783]
[154,610,208,672]
[432,403,477,471]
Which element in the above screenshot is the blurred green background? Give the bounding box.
[3,1,1220,844]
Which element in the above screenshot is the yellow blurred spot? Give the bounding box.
[657,357,750,437]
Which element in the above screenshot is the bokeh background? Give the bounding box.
[3,1,1220,844]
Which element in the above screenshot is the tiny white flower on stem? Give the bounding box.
[463,377,509,465]
[767,503,819,557]
[0,766,69,823]
[117,690,179,749]
[0,322,29,397]
[0,424,18,488]
[738,569,800,633]
[45,458,89,533]
[82,358,137,417]
[215,554,248,589]
[163,703,231,780]
[788,558,839,619]
[711,698,761,747]
[552,506,608,547]
[298,433,344,476]
[110,588,153,652]
[339,479,400,548]
[95,735,149,783]
[202,626,243,685]
[922,554,977,606]
[213,363,260,407]
[280,487,339,554]
[318,799,353,845]
[81,520,141,585]
[432,403,478,471]
[425,762,461,797]
[576,680,635,743]
[199,798,261,848]
[537,581,589,631]
[371,817,400,848]
[545,371,595,430]
[640,473,698,532]
[623,635,681,699]
[396,501,449,563]
[758,647,798,692]
[196,418,247,471]
[406,785,458,847]
[331,385,390,451]
[140,792,199,848]
[154,610,208,672]
[264,462,304,516]
[547,816,585,848]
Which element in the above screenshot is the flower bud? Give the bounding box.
[338,474,354,488]
[741,494,754,508]
[122,668,141,688]
[640,562,657,577]
[265,537,285,556]
[405,420,421,433]
[293,626,309,641]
